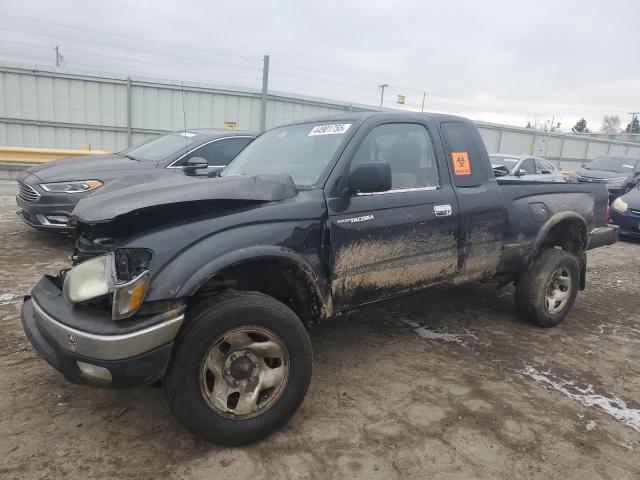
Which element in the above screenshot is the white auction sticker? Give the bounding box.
[179,132,198,137]
[308,124,352,136]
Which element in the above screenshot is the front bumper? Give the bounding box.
[608,209,640,238]
[21,277,184,389]
[16,175,81,231]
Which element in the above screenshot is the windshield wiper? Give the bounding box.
[123,154,140,161]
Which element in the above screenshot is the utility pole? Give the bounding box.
[54,45,64,66]
[628,112,640,133]
[421,92,426,112]
[260,55,270,133]
[378,84,388,111]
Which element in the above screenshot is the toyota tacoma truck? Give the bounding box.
[21,113,618,445]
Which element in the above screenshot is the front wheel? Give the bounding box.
[515,248,580,327]
[164,291,312,445]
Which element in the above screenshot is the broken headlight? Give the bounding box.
[112,249,153,320]
[63,253,116,304]
[63,249,153,320]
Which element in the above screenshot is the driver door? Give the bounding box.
[327,121,460,310]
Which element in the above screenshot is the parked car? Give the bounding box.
[21,112,617,445]
[609,184,640,238]
[572,155,640,197]
[490,154,566,182]
[16,129,255,231]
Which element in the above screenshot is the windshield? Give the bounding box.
[221,122,353,186]
[490,156,519,170]
[122,132,205,162]
[586,156,638,173]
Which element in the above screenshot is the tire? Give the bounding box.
[515,248,580,328]
[164,291,312,445]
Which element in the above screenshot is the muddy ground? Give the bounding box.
[1,184,639,479]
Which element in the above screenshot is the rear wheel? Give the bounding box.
[164,291,312,445]
[515,248,580,327]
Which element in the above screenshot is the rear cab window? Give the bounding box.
[441,122,488,187]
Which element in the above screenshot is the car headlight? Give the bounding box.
[605,177,628,184]
[63,249,153,320]
[611,197,628,214]
[40,180,103,193]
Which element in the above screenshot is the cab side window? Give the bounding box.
[350,123,439,190]
[441,122,487,187]
[185,137,252,167]
[536,159,553,174]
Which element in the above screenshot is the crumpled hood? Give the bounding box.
[24,154,158,182]
[70,173,299,224]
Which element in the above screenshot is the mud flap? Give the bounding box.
[578,251,587,290]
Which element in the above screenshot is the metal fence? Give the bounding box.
[1,61,640,171]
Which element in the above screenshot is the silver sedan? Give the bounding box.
[490,154,566,182]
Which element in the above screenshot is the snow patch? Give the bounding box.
[585,420,598,431]
[517,366,640,433]
[399,318,481,350]
[0,293,19,304]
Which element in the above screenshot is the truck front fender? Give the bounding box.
[188,244,328,297]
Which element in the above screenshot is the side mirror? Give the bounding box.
[349,162,392,194]
[492,165,509,177]
[183,156,208,174]
[515,169,527,177]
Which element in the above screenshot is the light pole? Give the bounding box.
[378,84,388,111]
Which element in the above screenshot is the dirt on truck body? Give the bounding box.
[19,112,617,446]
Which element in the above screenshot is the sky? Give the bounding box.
[0,0,639,132]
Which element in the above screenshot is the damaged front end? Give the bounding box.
[21,173,301,388]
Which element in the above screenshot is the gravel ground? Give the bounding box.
[1,189,639,479]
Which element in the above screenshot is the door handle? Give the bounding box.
[434,204,452,217]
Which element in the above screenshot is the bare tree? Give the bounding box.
[601,115,621,133]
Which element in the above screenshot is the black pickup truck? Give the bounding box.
[21,112,617,445]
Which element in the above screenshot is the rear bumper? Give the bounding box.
[21,292,183,389]
[587,225,619,250]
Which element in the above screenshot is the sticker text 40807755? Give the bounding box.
[308,124,352,136]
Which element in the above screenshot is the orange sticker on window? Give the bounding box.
[451,152,471,175]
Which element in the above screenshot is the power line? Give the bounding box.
[0,26,259,73]
[0,13,260,62]
[0,52,261,89]
[0,39,262,82]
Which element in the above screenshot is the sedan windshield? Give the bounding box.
[122,132,205,162]
[586,156,638,173]
[221,122,352,186]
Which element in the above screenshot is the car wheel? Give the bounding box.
[164,291,312,445]
[515,248,580,328]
